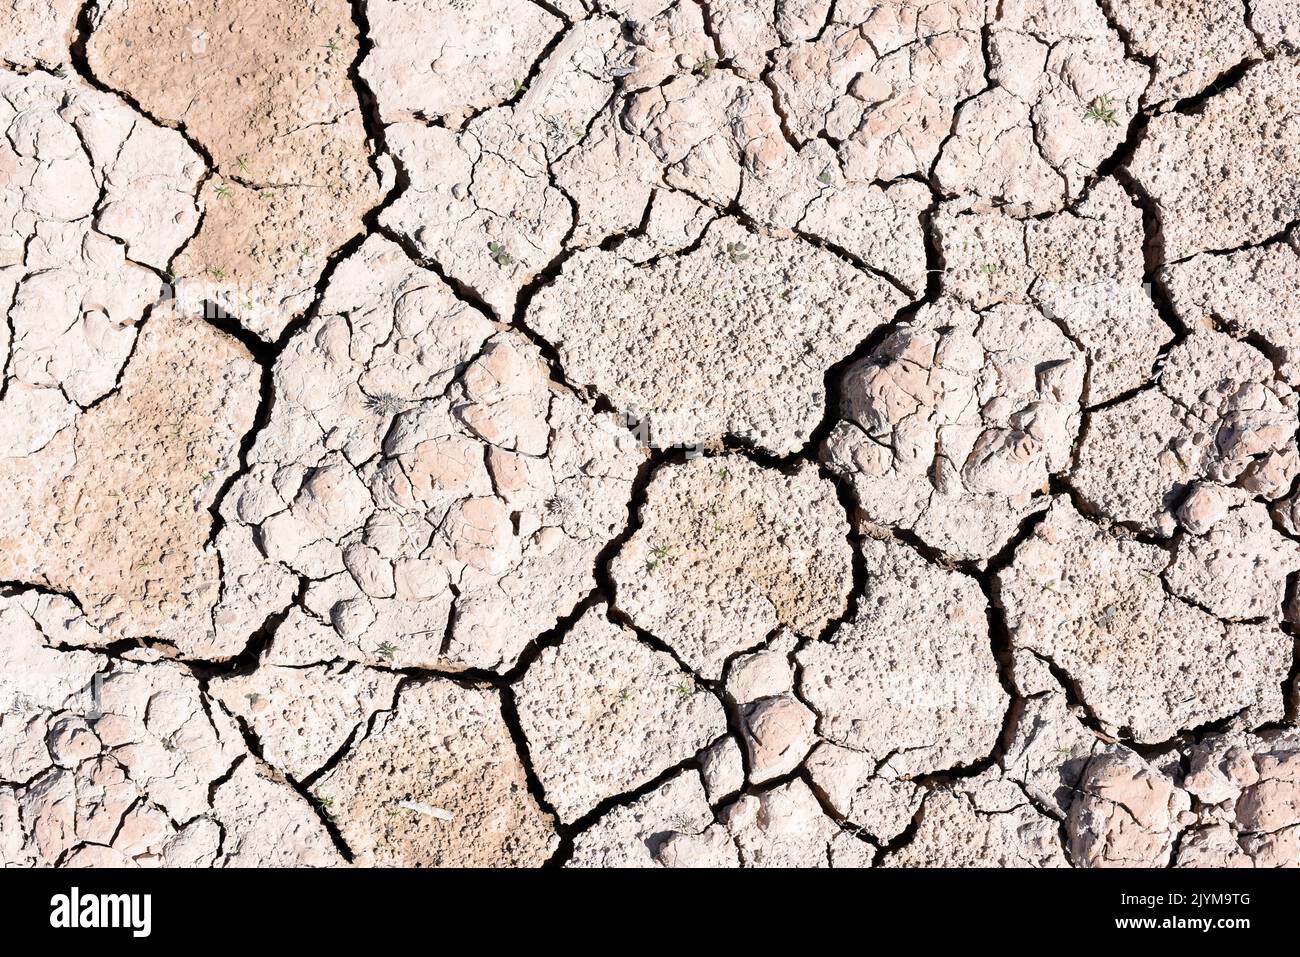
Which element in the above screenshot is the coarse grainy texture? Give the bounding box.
[5,0,1299,871]
[609,455,853,679]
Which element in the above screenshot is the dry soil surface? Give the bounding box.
[2,0,1299,868]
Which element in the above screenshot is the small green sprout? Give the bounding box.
[236,155,250,173]
[619,689,631,703]
[213,183,232,200]
[1040,579,1057,593]
[979,262,999,276]
[676,681,693,698]
[693,58,717,79]
[314,795,335,821]
[512,79,527,97]
[487,241,514,267]
[208,265,227,280]
[326,37,340,53]
[1084,95,1119,126]
[52,65,68,79]
[817,166,834,185]
[377,641,397,662]
[724,241,749,264]
[647,541,672,570]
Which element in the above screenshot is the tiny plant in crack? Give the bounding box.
[676,680,693,698]
[213,183,232,200]
[236,155,250,174]
[364,392,405,417]
[488,241,513,267]
[376,641,397,662]
[314,795,335,822]
[693,58,717,78]
[1084,95,1119,126]
[52,64,67,78]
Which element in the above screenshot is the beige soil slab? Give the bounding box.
[1162,230,1300,386]
[312,678,558,866]
[566,768,871,868]
[881,769,1069,868]
[1107,0,1258,104]
[934,1,1147,215]
[936,177,1173,403]
[725,637,817,785]
[0,305,259,656]
[223,235,644,673]
[1127,57,1300,260]
[998,498,1291,742]
[514,603,727,823]
[210,663,402,782]
[1,67,203,399]
[1067,748,1192,867]
[609,455,853,679]
[797,538,1007,776]
[823,298,1084,560]
[0,593,340,867]
[87,0,382,339]
[0,0,78,69]
[1000,689,1106,818]
[804,742,923,843]
[528,217,904,456]
[1175,728,1300,868]
[360,0,563,127]
[1071,330,1299,536]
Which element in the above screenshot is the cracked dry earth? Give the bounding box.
[2,0,1300,872]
